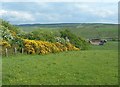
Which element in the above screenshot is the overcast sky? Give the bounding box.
[0,1,118,24]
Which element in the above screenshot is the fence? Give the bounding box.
[2,47,24,57]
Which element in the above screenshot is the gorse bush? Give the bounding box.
[0,40,11,56]
[23,39,79,54]
[0,40,11,48]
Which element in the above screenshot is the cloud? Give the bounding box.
[74,3,117,18]
[90,9,116,18]
[0,2,118,24]
[0,9,35,23]
[0,10,7,16]
[34,11,74,23]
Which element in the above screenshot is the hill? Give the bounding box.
[16,23,118,39]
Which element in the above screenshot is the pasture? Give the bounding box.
[2,41,118,85]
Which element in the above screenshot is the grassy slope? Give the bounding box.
[69,25,118,39]
[89,41,118,50]
[18,24,118,39]
[2,41,118,85]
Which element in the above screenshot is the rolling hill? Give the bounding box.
[16,23,118,39]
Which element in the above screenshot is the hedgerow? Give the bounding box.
[23,39,79,54]
[0,19,90,56]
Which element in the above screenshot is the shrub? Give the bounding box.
[60,29,89,50]
[0,40,11,56]
[0,40,11,48]
[23,39,79,55]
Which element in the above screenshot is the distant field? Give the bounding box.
[89,41,118,50]
[18,23,118,39]
[2,41,118,85]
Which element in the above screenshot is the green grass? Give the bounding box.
[89,41,118,50]
[2,41,118,85]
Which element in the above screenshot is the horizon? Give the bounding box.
[15,22,118,25]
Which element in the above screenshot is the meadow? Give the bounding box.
[2,41,118,85]
[1,20,118,85]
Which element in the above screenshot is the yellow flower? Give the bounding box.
[23,39,79,55]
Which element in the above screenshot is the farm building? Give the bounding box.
[89,39,107,45]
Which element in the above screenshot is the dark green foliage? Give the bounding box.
[23,32,35,40]
[22,30,60,43]
[60,29,89,50]
[11,37,24,48]
[1,19,20,34]
[34,31,56,42]
[0,25,13,41]
[0,19,23,42]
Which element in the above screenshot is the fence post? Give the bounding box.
[22,48,24,54]
[5,48,8,57]
[14,47,17,55]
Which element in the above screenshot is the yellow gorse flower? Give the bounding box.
[0,40,11,48]
[23,39,80,55]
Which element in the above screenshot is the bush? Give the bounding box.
[23,30,59,43]
[0,40,11,48]
[60,29,89,50]
[23,39,79,55]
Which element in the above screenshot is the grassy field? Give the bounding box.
[2,41,118,85]
[89,41,118,50]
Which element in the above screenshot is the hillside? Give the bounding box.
[17,23,118,39]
